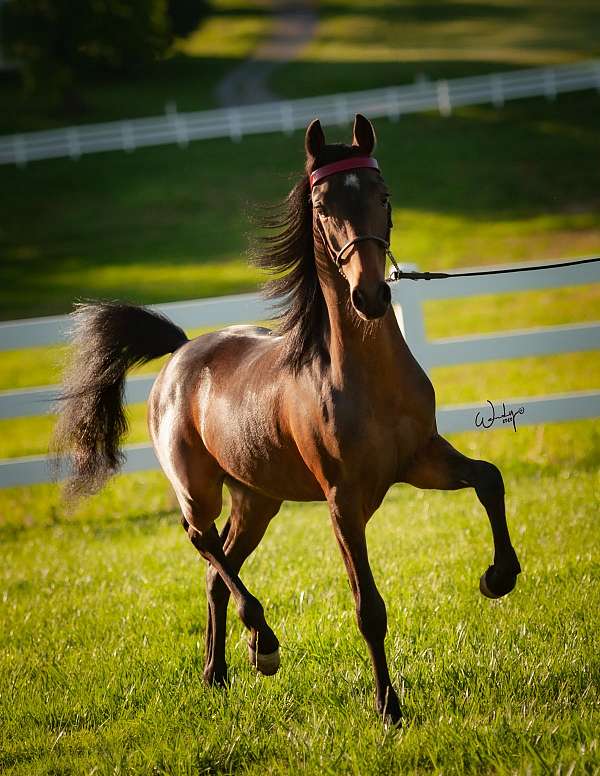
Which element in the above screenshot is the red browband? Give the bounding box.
[309,157,379,188]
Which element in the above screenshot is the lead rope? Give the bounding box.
[386,254,600,283]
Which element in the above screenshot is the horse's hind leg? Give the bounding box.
[202,519,231,686]
[177,465,281,682]
[402,434,521,597]
[152,409,281,680]
[203,485,281,685]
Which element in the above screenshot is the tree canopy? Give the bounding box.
[2,0,209,113]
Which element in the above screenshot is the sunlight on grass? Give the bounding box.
[431,351,600,406]
[425,284,600,337]
[174,14,272,59]
[61,259,263,303]
[293,1,599,66]
[0,344,69,390]
[391,209,600,269]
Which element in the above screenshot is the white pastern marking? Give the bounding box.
[344,173,360,190]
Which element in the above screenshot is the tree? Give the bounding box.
[2,0,171,113]
[168,0,210,38]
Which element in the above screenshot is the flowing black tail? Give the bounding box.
[51,301,188,499]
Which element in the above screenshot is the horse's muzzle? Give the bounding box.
[352,282,391,320]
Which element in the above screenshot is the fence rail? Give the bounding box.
[1,60,599,166]
[0,257,598,487]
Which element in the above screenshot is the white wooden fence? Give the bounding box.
[0,258,598,488]
[2,60,600,167]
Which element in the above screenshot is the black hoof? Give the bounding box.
[377,690,402,727]
[479,564,519,599]
[203,664,228,687]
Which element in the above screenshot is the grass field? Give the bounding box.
[1,421,598,774]
[273,0,600,98]
[1,1,599,772]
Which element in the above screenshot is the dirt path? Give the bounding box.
[215,0,317,107]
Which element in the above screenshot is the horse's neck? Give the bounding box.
[315,251,407,387]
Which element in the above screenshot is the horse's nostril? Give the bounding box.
[352,288,366,313]
[378,282,391,306]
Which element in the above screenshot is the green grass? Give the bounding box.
[1,421,598,774]
[273,0,600,98]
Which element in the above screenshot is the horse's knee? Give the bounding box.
[357,592,387,643]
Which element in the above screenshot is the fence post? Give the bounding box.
[166,101,189,149]
[227,108,242,142]
[392,264,430,372]
[175,115,189,148]
[334,94,350,126]
[386,87,401,121]
[279,102,295,135]
[121,121,136,152]
[437,80,452,116]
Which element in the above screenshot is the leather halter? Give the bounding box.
[310,156,401,279]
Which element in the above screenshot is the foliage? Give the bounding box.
[167,0,210,38]
[2,0,171,111]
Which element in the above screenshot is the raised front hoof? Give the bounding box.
[377,691,402,728]
[248,644,281,676]
[479,565,519,599]
[203,663,228,688]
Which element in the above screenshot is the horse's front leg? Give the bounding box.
[328,496,401,726]
[402,434,521,597]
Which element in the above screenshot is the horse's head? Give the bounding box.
[306,114,392,321]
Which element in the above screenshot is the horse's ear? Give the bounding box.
[305,118,325,163]
[352,113,376,155]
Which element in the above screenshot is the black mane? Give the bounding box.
[250,143,367,372]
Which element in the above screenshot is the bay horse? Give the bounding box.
[53,114,521,725]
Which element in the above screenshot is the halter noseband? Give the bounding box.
[310,156,401,280]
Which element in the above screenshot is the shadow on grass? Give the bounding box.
[0,82,599,319]
[0,506,179,543]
